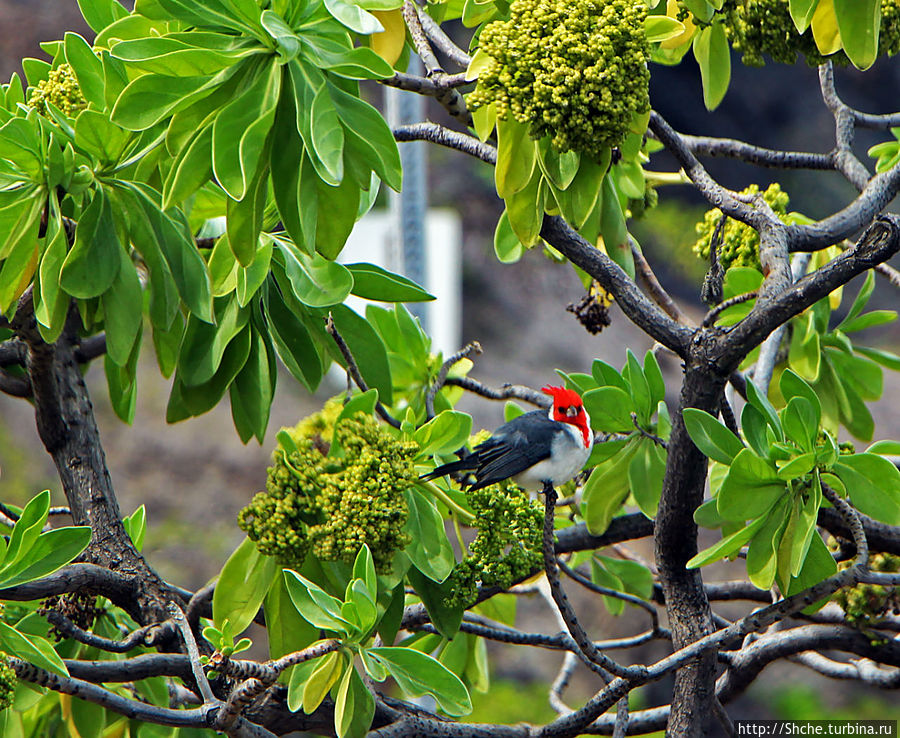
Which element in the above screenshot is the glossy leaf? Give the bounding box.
[692,20,730,110]
[582,386,634,433]
[403,487,455,583]
[347,262,434,302]
[834,454,900,525]
[833,0,880,69]
[683,408,744,465]
[717,449,785,521]
[367,646,472,715]
[334,665,375,738]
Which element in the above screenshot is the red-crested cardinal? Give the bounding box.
[422,385,593,492]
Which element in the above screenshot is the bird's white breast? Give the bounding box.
[514,423,592,492]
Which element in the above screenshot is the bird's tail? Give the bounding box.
[419,449,476,484]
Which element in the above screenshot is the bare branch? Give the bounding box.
[426,341,482,419]
[678,132,834,171]
[631,238,687,324]
[542,484,647,681]
[701,292,758,328]
[393,123,496,164]
[44,611,166,653]
[443,375,550,407]
[415,5,472,68]
[818,62,872,191]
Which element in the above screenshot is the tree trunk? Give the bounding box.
[655,360,724,737]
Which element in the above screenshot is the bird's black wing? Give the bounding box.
[466,412,555,490]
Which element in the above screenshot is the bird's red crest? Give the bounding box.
[541,385,582,407]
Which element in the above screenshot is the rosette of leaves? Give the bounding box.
[684,370,900,594]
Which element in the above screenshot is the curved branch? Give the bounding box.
[716,624,900,702]
[425,341,482,419]
[443,375,550,407]
[0,563,137,603]
[540,216,693,356]
[727,215,900,359]
[678,133,833,171]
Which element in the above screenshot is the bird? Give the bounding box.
[421,385,593,493]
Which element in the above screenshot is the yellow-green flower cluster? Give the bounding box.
[720,0,900,67]
[469,0,650,159]
[28,64,87,117]
[446,481,544,606]
[0,653,14,712]
[238,410,417,573]
[693,183,790,271]
[833,553,899,627]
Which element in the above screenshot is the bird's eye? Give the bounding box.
[565,405,580,418]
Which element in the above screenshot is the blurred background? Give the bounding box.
[0,1,898,730]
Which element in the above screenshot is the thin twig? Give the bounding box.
[821,484,868,568]
[701,292,758,328]
[444,375,550,407]
[631,413,667,450]
[169,603,216,704]
[542,484,647,681]
[425,341,482,419]
[325,314,401,428]
[44,611,164,653]
[631,239,687,324]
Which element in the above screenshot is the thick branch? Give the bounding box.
[540,216,692,356]
[728,215,900,358]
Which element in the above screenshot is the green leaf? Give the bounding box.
[834,454,900,525]
[536,138,580,190]
[300,650,346,713]
[746,498,790,590]
[582,438,642,534]
[264,574,318,661]
[0,526,91,589]
[65,33,106,108]
[790,0,820,32]
[839,309,897,333]
[779,369,822,425]
[495,117,535,199]
[623,349,652,425]
[682,408,743,465]
[213,60,281,201]
[367,646,472,715]
[643,351,666,408]
[717,449,785,521]
[276,240,353,307]
[582,386,635,433]
[315,176,361,259]
[687,514,767,569]
[781,397,818,453]
[77,0,129,33]
[493,209,524,264]
[402,488,455,583]
[406,566,463,637]
[284,569,355,635]
[212,537,279,635]
[328,82,402,191]
[230,322,275,443]
[644,15,686,42]
[627,439,666,518]
[324,0,384,34]
[102,244,143,367]
[60,189,121,299]
[112,72,222,130]
[2,491,50,572]
[837,270,875,328]
[599,174,631,278]
[163,122,214,208]
[0,621,68,677]
[347,262,434,302]
[745,378,784,440]
[123,505,147,551]
[128,184,213,322]
[833,0,880,69]
[263,281,324,390]
[334,665,375,738]
[692,20,730,110]
[328,305,393,405]
[415,412,472,457]
[261,9,302,61]
[353,545,377,601]
[178,295,249,386]
[854,345,900,371]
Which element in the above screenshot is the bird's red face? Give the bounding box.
[542,385,592,448]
